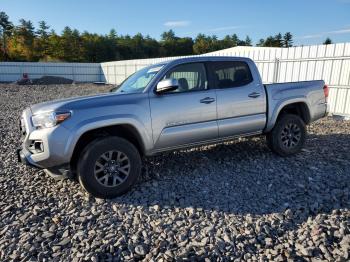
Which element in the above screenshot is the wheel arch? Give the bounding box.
[70,123,145,173]
[266,99,311,132]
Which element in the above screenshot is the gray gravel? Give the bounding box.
[0,83,349,261]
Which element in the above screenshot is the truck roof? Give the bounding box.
[154,56,253,67]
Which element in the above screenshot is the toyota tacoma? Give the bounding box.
[17,56,329,198]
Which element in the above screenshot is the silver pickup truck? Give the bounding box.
[18,56,329,198]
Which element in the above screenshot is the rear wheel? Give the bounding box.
[266,114,306,156]
[77,136,141,198]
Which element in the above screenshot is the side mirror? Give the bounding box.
[156,78,179,93]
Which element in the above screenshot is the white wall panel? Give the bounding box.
[99,43,350,115]
[1,43,349,115]
[0,62,101,83]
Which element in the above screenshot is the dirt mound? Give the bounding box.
[17,76,74,85]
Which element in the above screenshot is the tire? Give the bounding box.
[266,114,306,156]
[77,136,141,198]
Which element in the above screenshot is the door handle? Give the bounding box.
[248,92,261,98]
[200,97,215,104]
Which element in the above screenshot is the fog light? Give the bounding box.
[29,140,44,153]
[35,141,44,152]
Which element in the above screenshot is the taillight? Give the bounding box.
[323,85,329,100]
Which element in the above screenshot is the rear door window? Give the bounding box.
[209,61,253,89]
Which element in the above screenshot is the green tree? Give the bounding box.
[245,36,252,46]
[161,29,176,42]
[256,38,265,47]
[46,29,63,61]
[143,35,160,58]
[108,29,117,39]
[193,34,211,54]
[283,32,293,47]
[274,33,283,47]
[220,34,238,49]
[262,36,275,47]
[160,30,178,56]
[35,21,51,60]
[231,34,239,46]
[238,36,252,46]
[10,19,36,61]
[0,14,303,62]
[175,37,193,56]
[208,35,220,51]
[131,33,146,58]
[81,31,99,62]
[0,11,13,61]
[257,32,292,47]
[62,26,74,60]
[36,21,49,38]
[58,27,83,61]
[81,31,120,62]
[107,29,120,60]
[323,38,332,45]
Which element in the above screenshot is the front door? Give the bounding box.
[149,62,218,150]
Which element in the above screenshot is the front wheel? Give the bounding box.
[77,136,141,198]
[266,114,306,156]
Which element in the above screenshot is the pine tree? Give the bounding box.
[161,30,176,42]
[323,38,332,45]
[108,29,117,39]
[274,33,283,47]
[35,21,50,60]
[36,21,50,38]
[11,19,36,60]
[231,34,239,46]
[264,36,275,47]
[0,11,13,61]
[283,32,293,47]
[256,39,265,47]
[0,11,304,62]
[245,36,252,46]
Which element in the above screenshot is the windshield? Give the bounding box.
[116,64,165,93]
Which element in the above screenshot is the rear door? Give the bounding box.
[208,60,266,137]
[149,62,218,150]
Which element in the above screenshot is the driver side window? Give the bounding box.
[163,63,208,93]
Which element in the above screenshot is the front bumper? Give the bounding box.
[17,148,41,168]
[17,148,28,165]
[18,108,72,169]
[17,147,73,179]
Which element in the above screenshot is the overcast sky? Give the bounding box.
[2,0,350,45]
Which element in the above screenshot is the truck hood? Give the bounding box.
[30,91,140,114]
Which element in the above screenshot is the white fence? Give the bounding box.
[0,62,102,82]
[1,43,349,115]
[101,43,350,116]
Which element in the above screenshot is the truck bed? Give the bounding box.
[264,80,327,132]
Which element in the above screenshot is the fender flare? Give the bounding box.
[265,97,312,132]
[63,114,151,158]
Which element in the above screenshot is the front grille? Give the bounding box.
[20,118,26,138]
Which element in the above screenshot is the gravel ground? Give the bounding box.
[0,83,349,261]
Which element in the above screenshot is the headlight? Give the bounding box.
[31,111,71,129]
